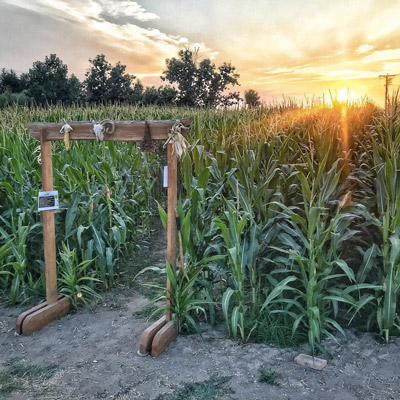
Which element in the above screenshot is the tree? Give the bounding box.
[245,89,260,108]
[157,85,177,105]
[130,80,144,104]
[0,90,31,108]
[83,54,111,104]
[162,48,240,107]
[142,86,159,105]
[67,74,82,104]
[0,68,24,93]
[84,55,138,104]
[23,54,71,105]
[107,62,135,103]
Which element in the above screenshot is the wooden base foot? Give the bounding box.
[16,296,70,336]
[138,317,178,357]
[138,315,167,355]
[150,321,178,357]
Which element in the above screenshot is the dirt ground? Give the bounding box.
[1,236,400,399]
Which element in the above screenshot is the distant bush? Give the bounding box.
[0,90,31,108]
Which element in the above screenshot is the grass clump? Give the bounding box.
[247,312,305,348]
[133,302,159,320]
[0,358,58,397]
[156,377,231,400]
[259,368,280,386]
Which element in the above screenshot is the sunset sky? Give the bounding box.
[1,0,400,106]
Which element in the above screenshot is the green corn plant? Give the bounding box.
[265,151,358,355]
[373,116,400,341]
[0,213,32,304]
[157,202,224,327]
[0,241,13,289]
[214,200,249,341]
[58,243,100,308]
[355,113,400,341]
[135,260,213,333]
[229,144,281,224]
[0,102,394,340]
[165,260,212,333]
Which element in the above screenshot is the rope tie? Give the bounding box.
[164,120,190,158]
[139,121,155,152]
[60,120,73,150]
[93,119,115,143]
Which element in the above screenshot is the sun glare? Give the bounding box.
[336,88,357,103]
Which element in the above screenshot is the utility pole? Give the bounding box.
[314,96,322,106]
[379,73,398,113]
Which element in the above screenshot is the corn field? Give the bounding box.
[1,100,399,354]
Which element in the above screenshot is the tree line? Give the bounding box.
[0,49,263,108]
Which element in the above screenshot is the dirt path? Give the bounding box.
[1,233,400,399]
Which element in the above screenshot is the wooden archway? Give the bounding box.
[16,118,190,357]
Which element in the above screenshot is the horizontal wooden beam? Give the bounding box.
[28,118,191,142]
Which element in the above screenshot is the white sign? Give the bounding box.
[38,191,59,211]
[163,166,168,188]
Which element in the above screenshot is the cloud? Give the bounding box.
[3,0,399,106]
[5,0,215,57]
[7,0,159,22]
[356,44,374,55]
[98,1,159,21]
[361,48,400,63]
[269,68,293,74]
[382,61,400,74]
[2,0,218,80]
[323,70,355,77]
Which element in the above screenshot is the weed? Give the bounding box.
[259,368,280,386]
[247,312,305,348]
[0,358,58,397]
[133,303,159,320]
[156,377,231,400]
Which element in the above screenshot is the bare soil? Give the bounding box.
[1,234,400,399]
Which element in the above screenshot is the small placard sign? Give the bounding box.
[163,166,168,188]
[38,191,59,211]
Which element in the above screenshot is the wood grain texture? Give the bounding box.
[40,133,58,304]
[16,302,48,334]
[20,296,70,336]
[150,321,178,358]
[166,143,177,321]
[15,294,65,334]
[28,119,190,142]
[138,315,168,355]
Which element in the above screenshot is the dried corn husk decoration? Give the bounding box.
[339,191,352,207]
[164,120,190,158]
[139,121,155,152]
[60,120,73,150]
[34,145,42,165]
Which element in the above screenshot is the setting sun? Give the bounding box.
[336,88,358,103]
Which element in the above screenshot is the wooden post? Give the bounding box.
[40,131,58,304]
[166,143,177,321]
[16,130,70,335]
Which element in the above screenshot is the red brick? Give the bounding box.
[294,353,327,370]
